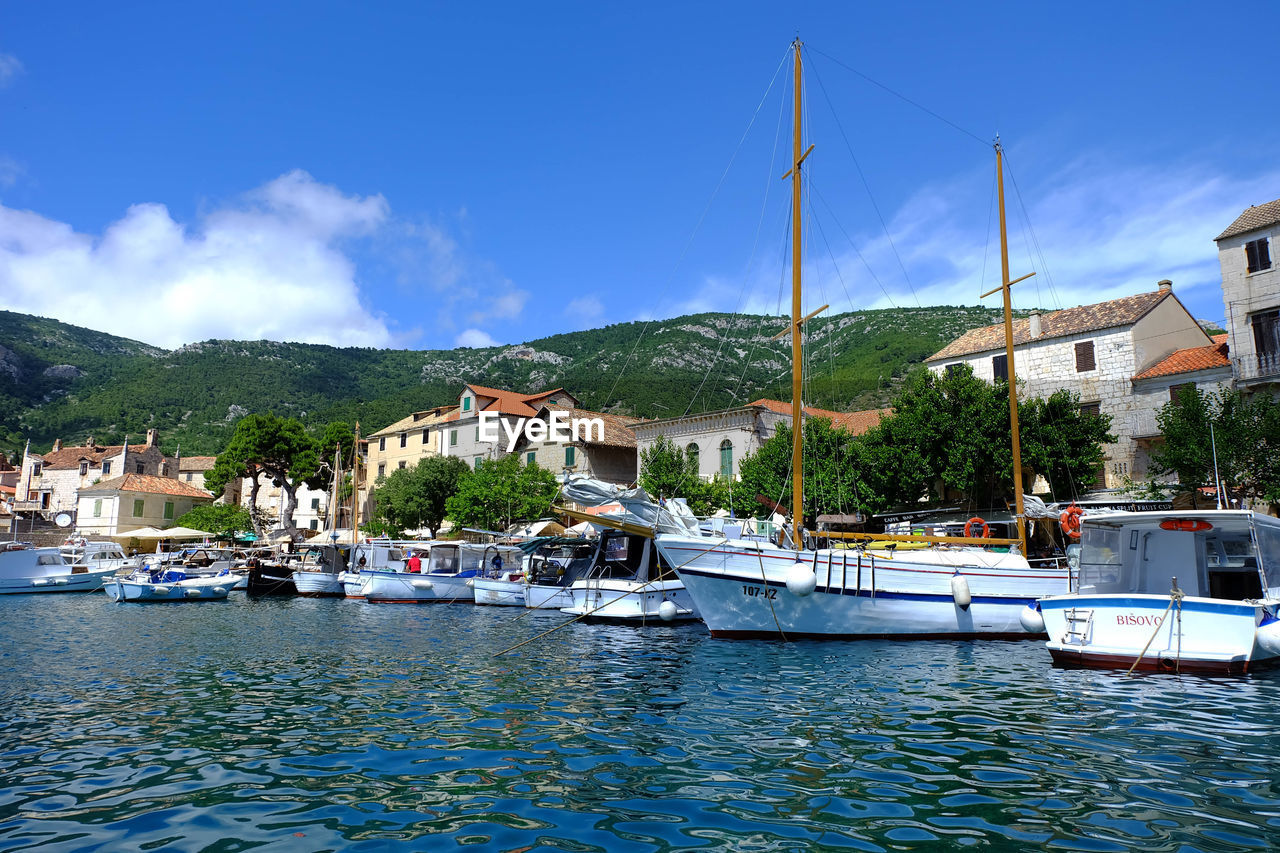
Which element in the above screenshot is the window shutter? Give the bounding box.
[1261,238,1271,271]
[1079,402,1101,418]
[1075,341,1096,372]
[992,354,1008,383]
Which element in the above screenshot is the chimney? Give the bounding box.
[146,428,158,447]
[1029,310,1042,339]
[52,438,62,452]
[1158,279,1173,293]
[85,436,94,449]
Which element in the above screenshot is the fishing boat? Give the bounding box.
[470,544,533,606]
[1031,510,1280,674]
[0,544,117,594]
[522,539,595,609]
[362,541,475,603]
[59,538,136,574]
[104,567,233,602]
[290,543,349,597]
[342,538,415,598]
[653,41,1070,639]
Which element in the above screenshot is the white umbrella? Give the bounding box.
[118,526,212,540]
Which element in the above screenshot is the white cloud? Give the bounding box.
[0,170,399,349]
[0,53,22,87]
[565,295,605,326]
[455,328,499,348]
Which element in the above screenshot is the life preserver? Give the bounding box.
[964,516,990,539]
[1060,504,1084,539]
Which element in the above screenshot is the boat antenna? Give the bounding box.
[1209,420,1224,510]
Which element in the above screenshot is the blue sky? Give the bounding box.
[1,2,1277,351]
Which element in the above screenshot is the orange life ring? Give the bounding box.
[964,516,991,539]
[1060,504,1084,539]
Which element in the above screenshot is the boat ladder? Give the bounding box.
[1062,608,1094,645]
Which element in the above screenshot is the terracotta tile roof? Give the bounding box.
[369,405,458,437]
[78,473,214,499]
[746,399,889,436]
[537,405,643,448]
[927,290,1172,362]
[37,442,161,470]
[1216,199,1280,241]
[466,384,577,417]
[1133,335,1230,381]
[178,456,218,472]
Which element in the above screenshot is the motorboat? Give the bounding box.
[562,529,699,623]
[470,545,533,606]
[341,538,413,598]
[0,544,116,594]
[290,543,348,597]
[523,540,595,609]
[59,538,136,575]
[363,541,474,603]
[104,567,234,602]
[1034,510,1280,675]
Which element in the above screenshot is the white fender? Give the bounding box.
[950,573,972,609]
[465,579,475,588]
[1256,615,1280,656]
[786,562,817,597]
[411,579,434,590]
[185,588,203,597]
[212,587,227,595]
[152,585,171,595]
[1020,603,1046,634]
[658,599,679,622]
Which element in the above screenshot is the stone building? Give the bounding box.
[1216,199,1280,393]
[925,282,1215,488]
[631,399,888,482]
[439,384,580,469]
[75,474,214,538]
[15,430,173,521]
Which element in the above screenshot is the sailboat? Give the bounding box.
[652,41,1070,639]
[292,441,349,597]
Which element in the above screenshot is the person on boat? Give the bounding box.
[407,551,421,573]
[358,555,367,569]
[491,553,504,576]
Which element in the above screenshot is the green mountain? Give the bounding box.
[0,305,1013,458]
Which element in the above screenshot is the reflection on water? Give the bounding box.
[2,595,1279,851]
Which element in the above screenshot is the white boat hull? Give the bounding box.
[656,535,1067,639]
[362,571,476,603]
[105,574,233,602]
[525,583,574,610]
[561,578,699,623]
[473,576,526,606]
[1040,594,1280,675]
[0,566,116,594]
[291,571,345,597]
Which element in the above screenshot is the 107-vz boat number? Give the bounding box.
[742,585,777,600]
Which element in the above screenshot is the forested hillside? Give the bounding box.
[0,305,1014,458]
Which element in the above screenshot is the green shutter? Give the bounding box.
[132,499,145,517]
[565,446,576,466]
[527,452,536,466]
[164,501,174,520]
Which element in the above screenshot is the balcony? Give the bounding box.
[1234,353,1280,385]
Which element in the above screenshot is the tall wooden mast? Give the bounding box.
[789,39,805,540]
[994,142,1028,553]
[350,423,361,546]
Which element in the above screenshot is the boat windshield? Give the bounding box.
[1253,520,1280,598]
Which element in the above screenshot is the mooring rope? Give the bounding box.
[1126,585,1185,676]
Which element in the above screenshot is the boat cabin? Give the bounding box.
[585,530,669,582]
[60,540,129,567]
[294,544,348,573]
[349,540,408,572]
[1076,511,1280,601]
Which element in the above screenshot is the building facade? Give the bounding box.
[513,406,642,485]
[365,404,456,483]
[75,473,214,538]
[1217,199,1280,392]
[439,385,580,469]
[925,282,1215,488]
[15,430,174,521]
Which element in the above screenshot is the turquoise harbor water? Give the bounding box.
[1,595,1278,852]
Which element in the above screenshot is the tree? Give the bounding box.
[639,435,734,516]
[737,417,868,520]
[204,413,321,539]
[445,454,559,533]
[174,503,252,540]
[371,455,469,537]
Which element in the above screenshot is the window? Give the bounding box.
[1079,401,1101,418]
[422,429,430,444]
[398,461,406,469]
[450,430,458,447]
[310,519,319,531]
[463,396,471,412]
[79,462,88,476]
[1251,310,1280,374]
[163,501,174,520]
[687,443,700,471]
[400,433,407,448]
[527,452,536,465]
[379,437,386,451]
[31,462,42,476]
[945,363,964,378]
[474,457,482,469]
[185,473,193,482]
[136,463,144,474]
[101,461,111,475]
[93,499,102,518]
[1246,237,1272,273]
[474,427,480,442]
[377,463,386,478]
[1169,383,1196,404]
[565,446,576,467]
[311,497,320,509]
[132,499,144,517]
[719,439,733,480]
[1075,341,1096,372]
[992,354,1008,383]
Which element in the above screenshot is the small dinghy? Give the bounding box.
[105,567,234,602]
